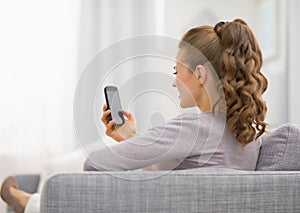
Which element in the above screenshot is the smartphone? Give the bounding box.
[104,85,125,126]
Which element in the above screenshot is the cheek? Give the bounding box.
[177,83,197,107]
[176,75,188,89]
[177,76,195,94]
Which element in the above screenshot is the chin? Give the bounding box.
[180,101,194,108]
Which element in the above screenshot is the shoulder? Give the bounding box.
[170,112,212,122]
[168,112,213,126]
[143,112,218,139]
[155,112,214,135]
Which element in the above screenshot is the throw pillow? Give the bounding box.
[256,123,300,171]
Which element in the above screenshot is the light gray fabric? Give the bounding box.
[256,123,300,171]
[15,174,40,194]
[84,113,260,171]
[41,168,300,213]
[24,193,40,213]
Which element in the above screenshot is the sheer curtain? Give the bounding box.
[0,2,80,210]
[0,0,80,155]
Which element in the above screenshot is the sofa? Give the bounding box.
[10,123,300,212]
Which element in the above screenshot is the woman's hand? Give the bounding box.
[101,104,136,142]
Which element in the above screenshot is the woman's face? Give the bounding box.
[172,61,201,108]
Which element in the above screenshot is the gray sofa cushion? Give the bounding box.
[256,123,300,171]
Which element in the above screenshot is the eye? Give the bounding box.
[173,71,177,75]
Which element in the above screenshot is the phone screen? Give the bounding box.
[104,86,125,126]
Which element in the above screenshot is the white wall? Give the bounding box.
[164,0,257,38]
[287,0,300,124]
[255,0,288,127]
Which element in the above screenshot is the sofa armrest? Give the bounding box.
[41,168,300,213]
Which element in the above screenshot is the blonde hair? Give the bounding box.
[179,18,268,145]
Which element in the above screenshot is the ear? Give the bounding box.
[195,65,207,85]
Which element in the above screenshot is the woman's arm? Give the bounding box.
[83,114,204,171]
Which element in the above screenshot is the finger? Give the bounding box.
[122,110,131,118]
[103,104,108,112]
[105,120,115,135]
[122,110,135,121]
[101,110,111,124]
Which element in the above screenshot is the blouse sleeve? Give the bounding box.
[83,114,205,171]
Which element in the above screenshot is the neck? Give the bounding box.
[197,92,212,113]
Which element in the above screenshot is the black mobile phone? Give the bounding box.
[104,85,125,126]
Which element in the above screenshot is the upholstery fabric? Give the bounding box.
[41,168,300,213]
[256,123,300,171]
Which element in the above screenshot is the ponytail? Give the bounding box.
[180,18,268,145]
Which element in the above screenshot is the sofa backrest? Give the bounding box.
[41,168,300,212]
[256,123,300,171]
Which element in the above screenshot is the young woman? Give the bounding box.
[1,18,268,213]
[83,18,267,171]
